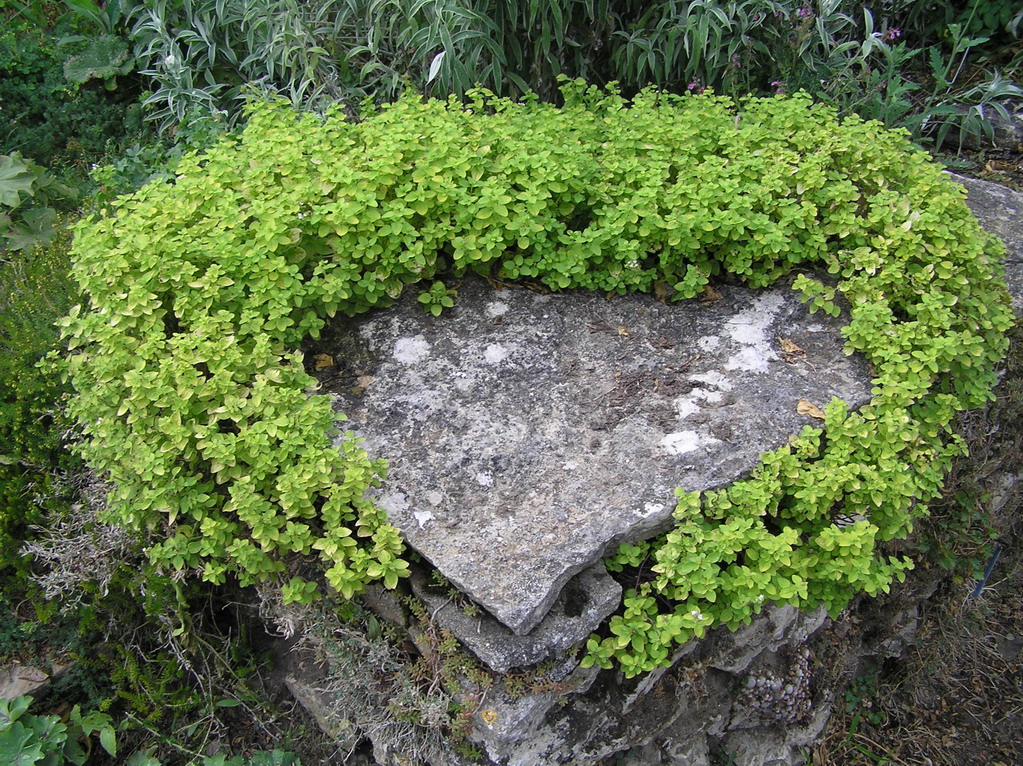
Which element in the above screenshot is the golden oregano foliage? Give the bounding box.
[62,81,1014,675]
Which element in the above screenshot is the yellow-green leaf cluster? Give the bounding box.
[64,82,1013,672]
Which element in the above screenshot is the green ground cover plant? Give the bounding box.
[0,224,81,569]
[1,687,296,766]
[63,81,1015,679]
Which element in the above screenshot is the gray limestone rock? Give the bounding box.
[284,674,363,756]
[718,696,834,766]
[459,604,829,765]
[949,172,1023,312]
[471,657,600,765]
[943,108,1023,153]
[410,563,621,673]
[709,604,828,675]
[661,734,712,766]
[0,664,61,701]
[324,276,872,634]
[284,174,1023,766]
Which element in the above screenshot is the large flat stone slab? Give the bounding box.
[321,276,872,634]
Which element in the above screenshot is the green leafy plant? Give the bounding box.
[2,0,61,29]
[64,82,1014,677]
[0,152,69,245]
[117,0,1022,157]
[62,33,134,89]
[202,752,300,766]
[954,0,1022,45]
[758,6,1023,152]
[0,17,142,168]
[58,0,136,90]
[610,0,767,97]
[126,750,299,766]
[843,672,885,725]
[0,695,116,765]
[129,0,346,131]
[418,280,457,316]
[0,152,77,252]
[834,672,894,763]
[61,0,131,36]
[914,22,1023,152]
[85,104,229,212]
[0,224,80,569]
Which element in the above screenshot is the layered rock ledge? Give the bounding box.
[320,276,872,642]
[276,173,1023,766]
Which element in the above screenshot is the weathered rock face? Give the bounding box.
[950,173,1023,313]
[458,603,833,766]
[323,277,872,637]
[410,563,622,674]
[279,597,837,766]
[944,108,1023,154]
[0,664,66,702]
[283,176,1023,766]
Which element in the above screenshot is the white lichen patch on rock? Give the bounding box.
[660,430,719,456]
[413,510,435,528]
[483,343,509,364]
[323,276,872,636]
[393,335,431,364]
[486,300,510,318]
[723,292,785,373]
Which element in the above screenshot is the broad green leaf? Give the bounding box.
[0,155,36,208]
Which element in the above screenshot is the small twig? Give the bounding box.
[994,704,1023,725]
[430,597,453,622]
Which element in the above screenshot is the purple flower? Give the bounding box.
[753,12,763,22]
[797,7,814,19]
[688,81,700,91]
[884,27,902,41]
[771,80,785,95]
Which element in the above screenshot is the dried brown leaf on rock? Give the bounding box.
[700,285,723,303]
[797,399,826,420]
[313,353,334,370]
[778,337,805,357]
[351,376,375,396]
